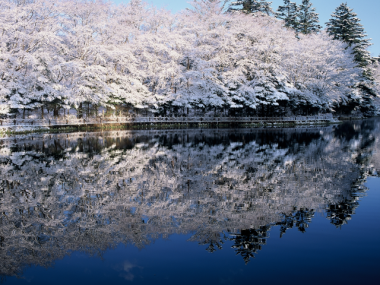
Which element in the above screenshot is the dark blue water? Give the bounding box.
[1,120,379,285]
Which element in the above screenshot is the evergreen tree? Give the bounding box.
[297,0,321,34]
[327,3,377,116]
[276,0,299,30]
[326,3,372,69]
[229,0,273,16]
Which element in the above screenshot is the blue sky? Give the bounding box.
[113,0,380,57]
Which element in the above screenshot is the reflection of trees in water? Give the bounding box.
[231,226,270,264]
[277,208,315,237]
[189,227,227,253]
[228,208,315,264]
[327,119,380,227]
[327,201,358,227]
[0,121,379,275]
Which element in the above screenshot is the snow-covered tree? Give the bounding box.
[276,0,299,30]
[296,0,321,35]
[375,61,380,94]
[280,31,361,113]
[0,0,67,118]
[175,2,361,115]
[59,0,154,115]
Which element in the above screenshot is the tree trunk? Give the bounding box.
[78,103,83,119]
[106,106,111,117]
[41,106,44,119]
[54,106,58,118]
[23,108,25,119]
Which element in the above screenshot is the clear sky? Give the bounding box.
[113,0,380,57]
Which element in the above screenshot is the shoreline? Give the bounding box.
[0,115,342,137]
[5,114,379,137]
[0,125,338,143]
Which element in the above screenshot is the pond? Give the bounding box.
[0,120,379,285]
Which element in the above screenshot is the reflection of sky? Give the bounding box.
[4,177,380,285]
[121,261,141,281]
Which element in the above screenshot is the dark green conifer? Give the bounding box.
[276,0,299,30]
[326,3,372,69]
[297,0,321,34]
[229,0,273,16]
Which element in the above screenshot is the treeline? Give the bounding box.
[0,0,379,119]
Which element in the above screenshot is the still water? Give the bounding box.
[0,120,379,285]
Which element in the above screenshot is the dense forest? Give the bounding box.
[0,0,379,119]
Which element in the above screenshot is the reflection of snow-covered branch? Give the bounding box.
[0,122,378,275]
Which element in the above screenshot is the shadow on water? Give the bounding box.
[0,119,379,280]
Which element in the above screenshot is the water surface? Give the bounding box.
[0,120,379,284]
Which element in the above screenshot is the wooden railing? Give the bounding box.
[0,114,334,127]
